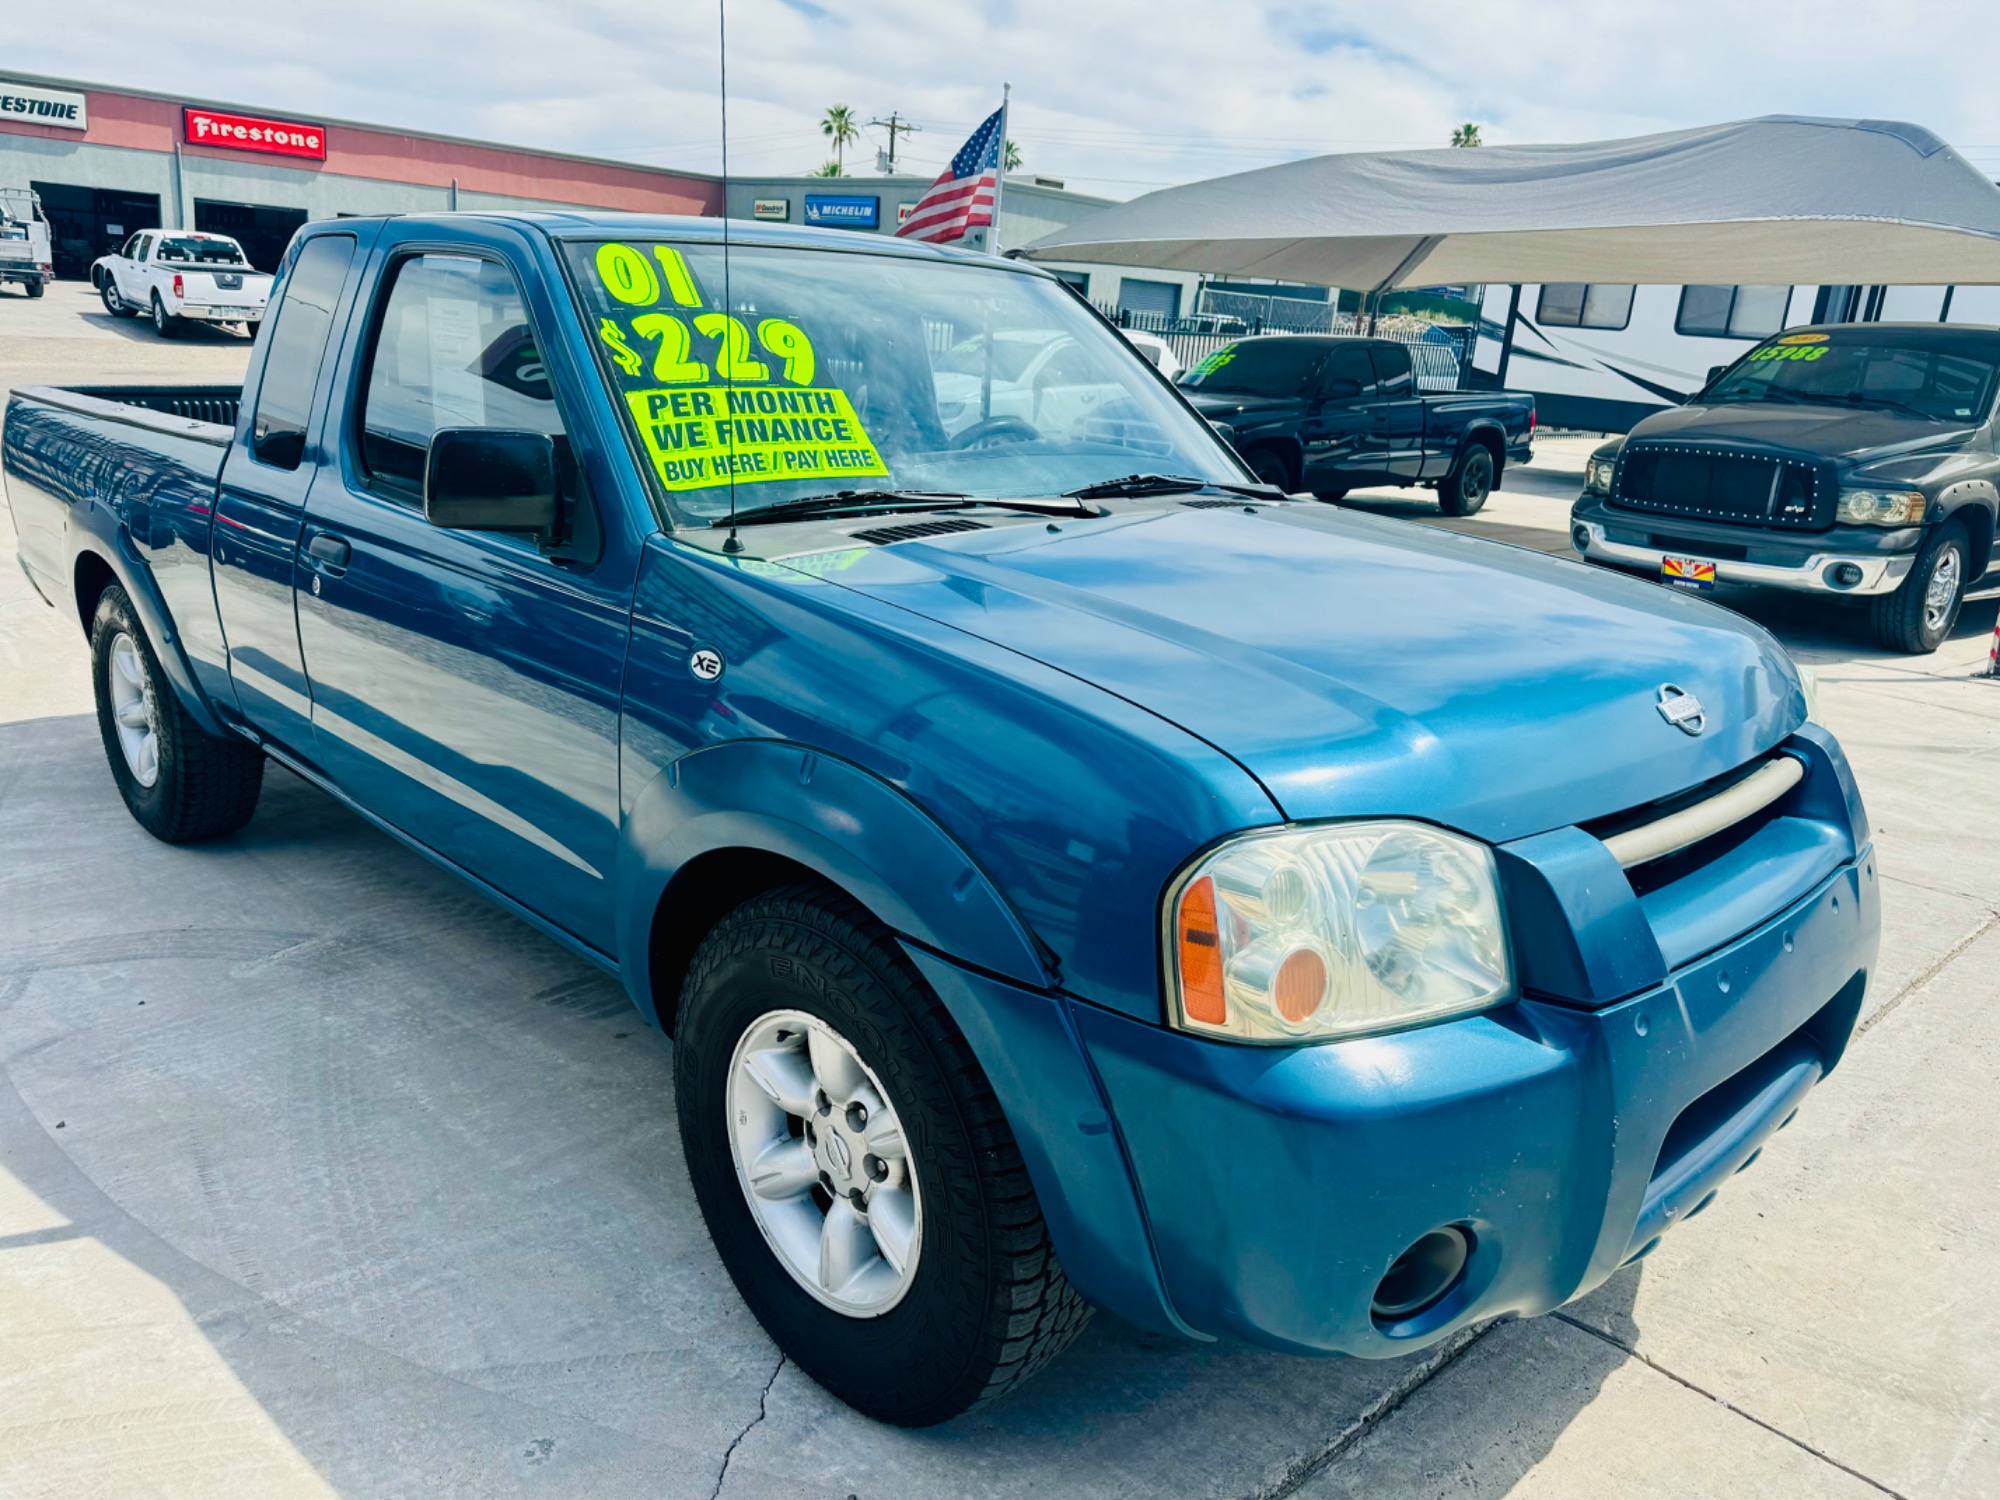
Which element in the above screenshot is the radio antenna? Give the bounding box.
[719,0,743,554]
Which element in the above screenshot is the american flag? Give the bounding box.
[895,107,1003,244]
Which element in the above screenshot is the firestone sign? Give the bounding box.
[0,82,87,131]
[184,106,327,161]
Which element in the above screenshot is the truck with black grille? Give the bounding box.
[1570,322,1999,653]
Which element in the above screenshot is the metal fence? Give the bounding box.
[1097,298,1479,392]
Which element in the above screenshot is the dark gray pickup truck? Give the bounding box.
[1573,323,2000,653]
[1177,335,1536,515]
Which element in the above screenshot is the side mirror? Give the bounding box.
[1319,378,1363,403]
[423,428,559,534]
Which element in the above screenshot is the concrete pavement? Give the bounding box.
[3,283,1999,1497]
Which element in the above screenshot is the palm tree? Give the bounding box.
[808,160,843,178]
[1450,123,1483,148]
[821,104,859,175]
[1004,138,1023,172]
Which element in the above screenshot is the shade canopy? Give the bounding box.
[1024,116,2000,290]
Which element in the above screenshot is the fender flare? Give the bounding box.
[69,504,232,740]
[615,739,1056,1025]
[1937,479,1998,576]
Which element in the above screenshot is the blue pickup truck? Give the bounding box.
[4,212,1878,1427]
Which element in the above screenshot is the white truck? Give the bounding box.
[0,188,52,298]
[91,229,274,337]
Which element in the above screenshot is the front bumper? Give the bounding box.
[1073,853,1877,1355]
[1571,496,1917,597]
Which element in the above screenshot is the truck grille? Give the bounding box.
[1612,443,1831,530]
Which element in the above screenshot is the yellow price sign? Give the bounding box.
[627,384,890,492]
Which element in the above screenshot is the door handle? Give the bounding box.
[306,533,351,569]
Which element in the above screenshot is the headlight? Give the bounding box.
[1836,487,1926,526]
[1584,455,1618,496]
[1168,821,1512,1044]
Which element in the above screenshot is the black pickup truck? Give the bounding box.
[1176,334,1536,514]
[1573,323,2000,654]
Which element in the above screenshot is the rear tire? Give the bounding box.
[151,293,181,338]
[1870,522,1967,655]
[1241,445,1295,494]
[676,884,1090,1426]
[25,279,43,299]
[90,584,264,842]
[1438,444,1496,516]
[1312,487,1349,504]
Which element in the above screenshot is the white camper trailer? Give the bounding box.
[1472,280,2000,432]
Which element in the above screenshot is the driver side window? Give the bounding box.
[1316,344,1375,402]
[357,252,598,559]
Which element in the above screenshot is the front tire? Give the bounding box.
[90,584,264,841]
[1870,522,1968,654]
[1438,444,1496,516]
[676,885,1090,1426]
[151,293,181,338]
[101,279,133,317]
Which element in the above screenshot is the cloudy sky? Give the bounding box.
[14,1,2000,195]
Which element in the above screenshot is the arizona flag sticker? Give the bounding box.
[1662,555,1717,590]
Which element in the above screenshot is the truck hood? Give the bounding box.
[1631,400,1975,467]
[1179,390,1306,423]
[804,503,1802,842]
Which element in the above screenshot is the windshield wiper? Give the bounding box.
[713,489,1100,530]
[1808,392,1944,422]
[1063,472,1284,501]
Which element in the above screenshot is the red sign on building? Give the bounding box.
[183,106,327,162]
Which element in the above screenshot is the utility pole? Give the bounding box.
[869,113,921,174]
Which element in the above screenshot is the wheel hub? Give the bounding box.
[727,1010,922,1316]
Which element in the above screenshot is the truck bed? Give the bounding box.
[3,384,239,638]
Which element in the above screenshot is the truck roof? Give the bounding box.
[328,210,1044,274]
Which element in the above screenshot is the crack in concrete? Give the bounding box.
[1552,1313,1909,1499]
[1857,908,2000,1037]
[1245,1324,1491,1500]
[708,1353,784,1500]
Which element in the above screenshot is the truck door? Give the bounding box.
[1365,342,1429,479]
[1299,342,1384,490]
[294,244,635,953]
[113,233,151,303]
[210,231,362,757]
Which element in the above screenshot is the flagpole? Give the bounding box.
[988,82,1010,257]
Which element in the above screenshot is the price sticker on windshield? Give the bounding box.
[583,240,890,492]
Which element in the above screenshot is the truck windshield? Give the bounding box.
[1708,329,2000,422]
[562,238,1242,522]
[1178,339,1329,398]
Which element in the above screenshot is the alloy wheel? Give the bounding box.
[726,1009,922,1316]
[1924,544,1962,635]
[106,632,160,787]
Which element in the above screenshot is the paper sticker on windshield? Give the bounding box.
[1776,332,1829,345]
[1189,346,1238,380]
[627,384,889,491]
